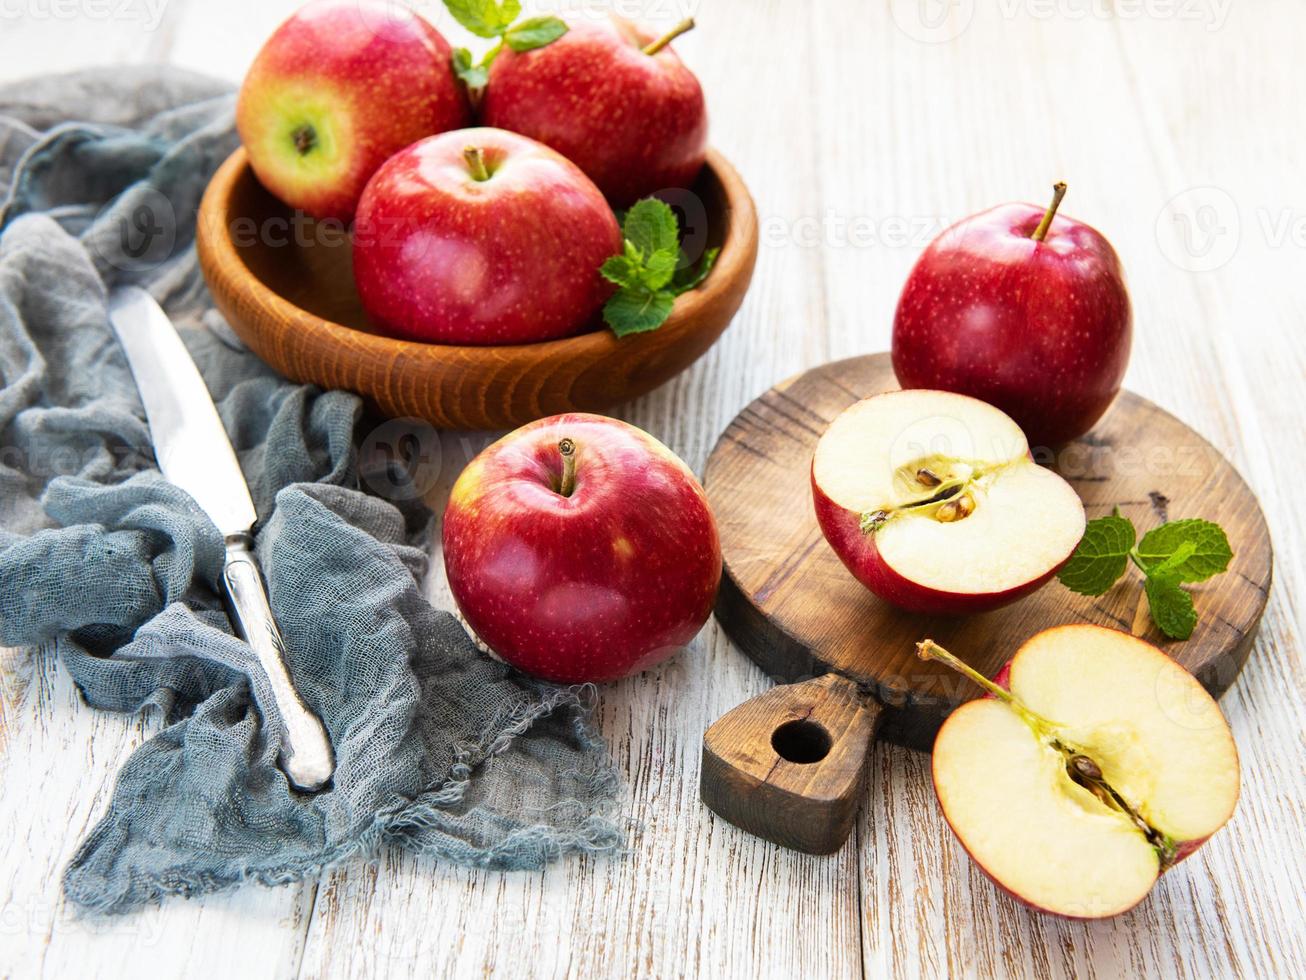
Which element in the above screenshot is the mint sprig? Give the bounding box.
[600,198,720,338]
[1058,509,1232,640]
[444,0,567,90]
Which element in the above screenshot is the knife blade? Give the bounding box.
[107,287,334,792]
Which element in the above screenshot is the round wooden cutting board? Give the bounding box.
[705,354,1273,753]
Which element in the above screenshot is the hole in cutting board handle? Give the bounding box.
[771,719,832,764]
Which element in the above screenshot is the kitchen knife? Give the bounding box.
[107,287,334,792]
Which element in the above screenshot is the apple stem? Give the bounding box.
[916,639,1062,737]
[643,17,695,55]
[557,438,577,497]
[464,146,491,182]
[916,641,1013,703]
[1031,182,1068,242]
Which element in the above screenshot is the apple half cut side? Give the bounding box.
[811,389,1086,614]
[921,625,1241,919]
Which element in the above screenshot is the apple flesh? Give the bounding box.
[811,389,1085,614]
[352,128,621,345]
[236,0,471,222]
[443,413,722,683]
[892,184,1132,448]
[920,626,1240,919]
[482,16,708,206]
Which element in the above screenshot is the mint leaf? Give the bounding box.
[623,199,680,257]
[452,47,489,88]
[599,253,642,290]
[444,0,520,38]
[1145,574,1198,640]
[1136,519,1232,583]
[504,15,568,51]
[604,288,675,337]
[671,246,720,295]
[641,250,678,290]
[1057,512,1136,596]
[1147,540,1198,579]
[600,198,716,337]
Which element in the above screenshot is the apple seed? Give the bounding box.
[1070,754,1103,781]
[936,493,976,523]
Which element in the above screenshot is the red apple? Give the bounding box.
[892,184,1132,447]
[443,414,721,683]
[811,389,1085,615]
[352,128,620,345]
[481,16,707,206]
[236,0,471,222]
[919,626,1240,918]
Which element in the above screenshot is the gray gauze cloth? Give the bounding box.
[0,68,621,915]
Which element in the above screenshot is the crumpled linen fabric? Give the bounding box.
[0,67,621,915]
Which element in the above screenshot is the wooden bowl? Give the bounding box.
[196,147,758,430]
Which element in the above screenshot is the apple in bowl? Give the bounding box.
[919,626,1240,918]
[352,127,621,345]
[236,0,471,222]
[443,413,721,683]
[811,388,1085,614]
[482,16,707,206]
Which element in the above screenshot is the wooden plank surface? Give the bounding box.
[2,1,1304,977]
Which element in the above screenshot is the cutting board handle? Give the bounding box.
[700,673,882,854]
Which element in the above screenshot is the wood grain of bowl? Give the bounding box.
[196,147,758,430]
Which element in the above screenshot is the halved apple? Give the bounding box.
[811,389,1085,614]
[921,625,1241,919]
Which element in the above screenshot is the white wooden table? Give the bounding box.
[2,2,1304,977]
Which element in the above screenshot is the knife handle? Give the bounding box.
[221,534,335,792]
